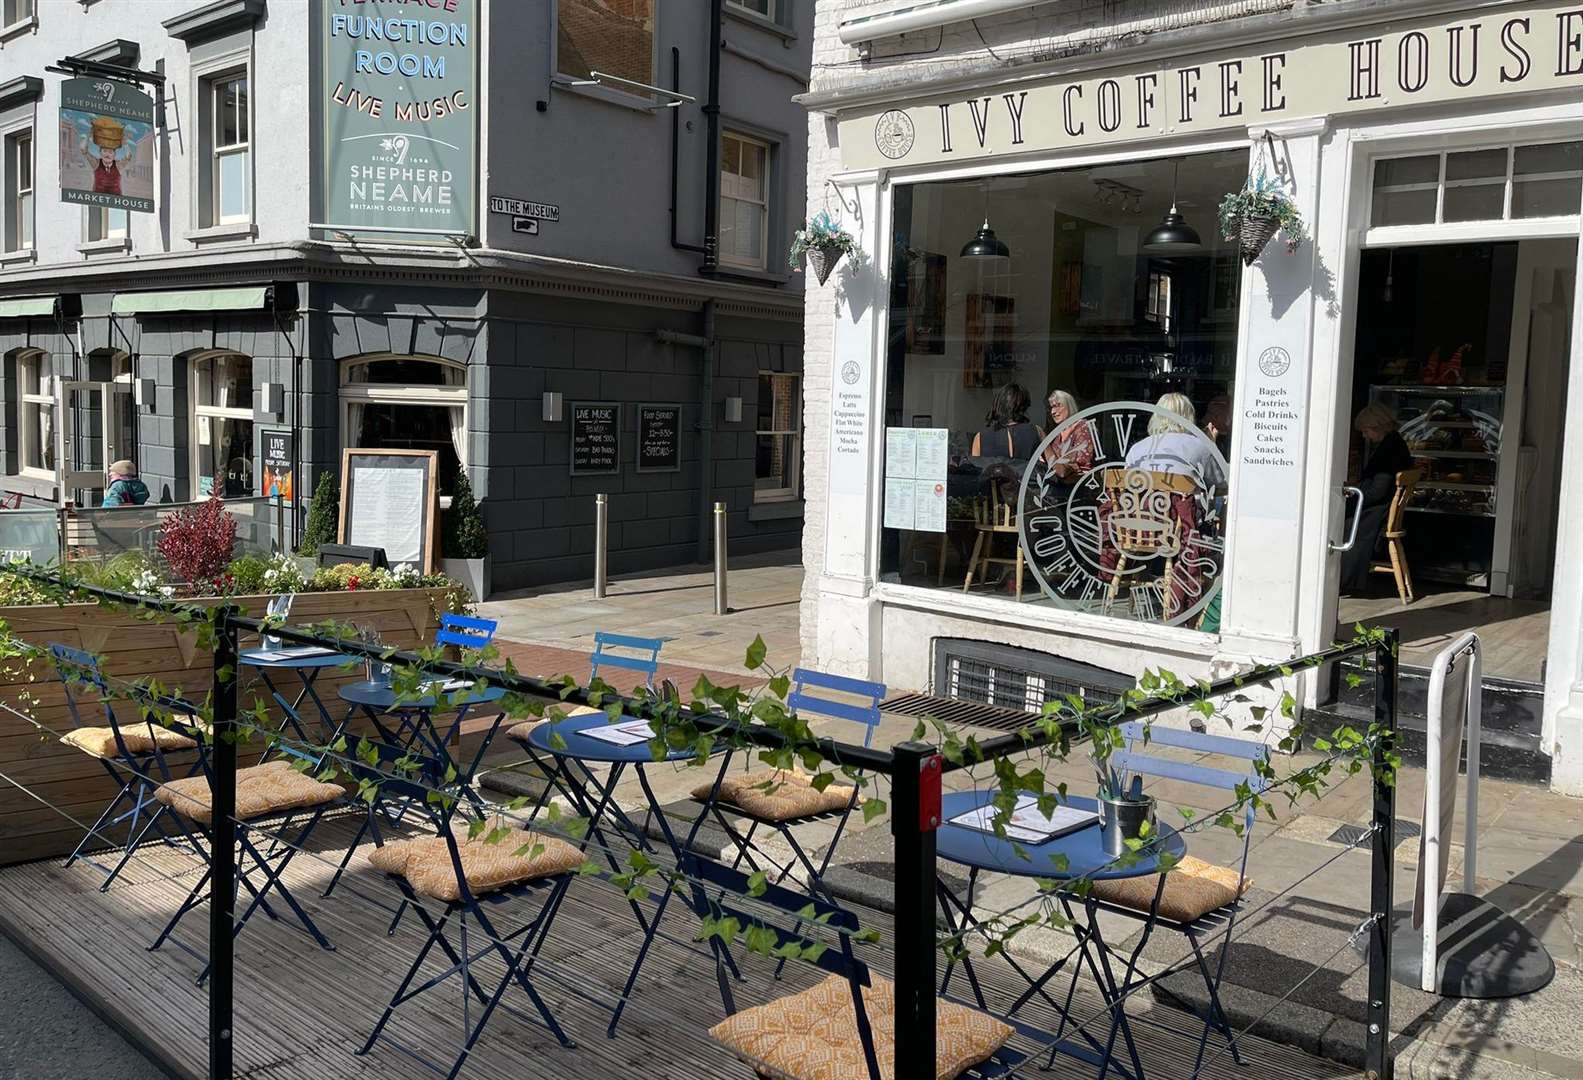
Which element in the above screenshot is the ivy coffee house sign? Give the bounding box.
[840,3,1583,169]
[319,0,478,236]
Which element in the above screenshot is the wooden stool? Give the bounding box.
[1370,468,1421,605]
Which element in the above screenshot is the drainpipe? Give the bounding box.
[670,47,707,256]
[700,0,724,272]
[656,299,718,562]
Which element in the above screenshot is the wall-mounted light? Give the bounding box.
[259,382,285,418]
[724,397,743,424]
[135,377,156,410]
[542,391,564,422]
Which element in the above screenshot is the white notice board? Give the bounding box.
[338,449,440,573]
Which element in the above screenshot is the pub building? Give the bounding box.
[799,1,1583,793]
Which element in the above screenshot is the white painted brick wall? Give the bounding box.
[799,0,1301,662]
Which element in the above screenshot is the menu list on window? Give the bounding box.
[883,427,950,533]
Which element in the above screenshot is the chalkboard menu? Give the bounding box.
[570,402,621,475]
[636,403,682,473]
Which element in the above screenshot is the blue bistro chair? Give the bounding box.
[50,644,204,891]
[589,630,663,688]
[352,734,580,1079]
[437,612,498,653]
[1083,721,1271,1076]
[696,668,886,903]
[686,853,1036,1080]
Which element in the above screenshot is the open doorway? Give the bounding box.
[1339,238,1576,684]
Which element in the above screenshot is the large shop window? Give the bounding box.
[880,151,1247,629]
[341,356,466,497]
[192,353,254,497]
[17,350,54,479]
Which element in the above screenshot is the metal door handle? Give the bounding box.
[1329,486,1365,553]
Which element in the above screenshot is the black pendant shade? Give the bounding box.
[1143,210,1202,253]
[960,219,1010,259]
[1144,160,1202,253]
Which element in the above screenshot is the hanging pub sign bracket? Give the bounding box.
[46,57,167,127]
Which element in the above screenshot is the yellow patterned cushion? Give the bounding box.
[62,724,197,759]
[506,704,603,743]
[693,769,856,823]
[153,760,342,825]
[1088,855,1251,923]
[366,823,583,901]
[711,973,1013,1080]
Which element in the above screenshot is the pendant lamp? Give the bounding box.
[961,218,1010,259]
[1144,160,1202,253]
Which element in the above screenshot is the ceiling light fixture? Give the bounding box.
[1144,160,1203,253]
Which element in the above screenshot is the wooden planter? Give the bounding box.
[0,587,449,866]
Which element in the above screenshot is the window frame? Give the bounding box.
[1,0,35,32]
[753,370,801,503]
[86,205,130,244]
[720,130,772,271]
[17,350,55,480]
[5,128,33,253]
[727,0,776,20]
[1369,138,1583,233]
[188,352,255,496]
[208,71,251,226]
[339,355,469,506]
[551,0,663,109]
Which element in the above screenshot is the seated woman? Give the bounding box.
[1341,403,1415,594]
[1041,389,1095,483]
[1123,393,1226,489]
[970,382,1043,462]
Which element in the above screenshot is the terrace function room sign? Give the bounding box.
[320,0,478,235]
[842,3,1583,169]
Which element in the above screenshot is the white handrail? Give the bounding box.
[1420,631,1481,992]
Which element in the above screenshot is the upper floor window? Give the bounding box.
[200,72,250,226]
[2,0,34,27]
[88,207,129,244]
[557,0,657,96]
[728,0,776,18]
[720,131,770,271]
[5,130,32,252]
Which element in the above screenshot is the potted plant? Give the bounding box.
[788,210,859,286]
[1218,170,1307,266]
[441,473,490,601]
[1087,720,1157,857]
[297,471,339,574]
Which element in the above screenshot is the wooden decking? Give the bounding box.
[0,812,1361,1080]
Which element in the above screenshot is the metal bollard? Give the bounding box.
[713,501,729,615]
[594,494,609,599]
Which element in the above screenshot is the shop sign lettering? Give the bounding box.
[839,4,1583,170]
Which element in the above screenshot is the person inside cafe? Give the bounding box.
[1041,389,1095,483]
[1123,392,1227,488]
[1341,403,1415,593]
[970,381,1043,461]
[101,460,149,507]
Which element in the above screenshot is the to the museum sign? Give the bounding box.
[838,4,1583,170]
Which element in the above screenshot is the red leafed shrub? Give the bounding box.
[156,493,238,586]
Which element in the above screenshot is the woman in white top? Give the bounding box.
[1123,393,1227,489]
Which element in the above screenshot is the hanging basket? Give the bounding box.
[806,241,847,286]
[1238,212,1282,266]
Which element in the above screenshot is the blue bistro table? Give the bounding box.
[523,710,732,1037]
[240,646,355,752]
[338,680,509,812]
[936,790,1188,1080]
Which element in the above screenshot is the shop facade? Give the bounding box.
[799,1,1583,792]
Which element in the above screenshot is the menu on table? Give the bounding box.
[948,794,1097,845]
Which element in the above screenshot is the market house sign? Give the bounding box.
[319,0,478,237]
[839,3,1583,170]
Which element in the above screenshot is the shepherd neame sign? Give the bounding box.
[838,4,1583,169]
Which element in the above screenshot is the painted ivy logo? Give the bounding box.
[1258,346,1292,378]
[874,110,916,160]
[1017,402,1227,626]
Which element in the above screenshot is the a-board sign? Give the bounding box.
[636,404,682,473]
[338,449,439,573]
[260,429,295,504]
[570,402,620,476]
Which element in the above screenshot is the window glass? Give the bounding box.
[1514,141,1582,176]
[720,132,769,269]
[218,151,248,222]
[1514,142,1583,218]
[730,0,772,15]
[197,416,253,497]
[342,358,466,497]
[557,0,655,88]
[24,403,54,471]
[1445,149,1506,182]
[1443,184,1504,222]
[755,372,799,498]
[880,152,1244,628]
[197,354,253,410]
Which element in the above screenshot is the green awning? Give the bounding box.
[0,296,57,319]
[112,286,272,315]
